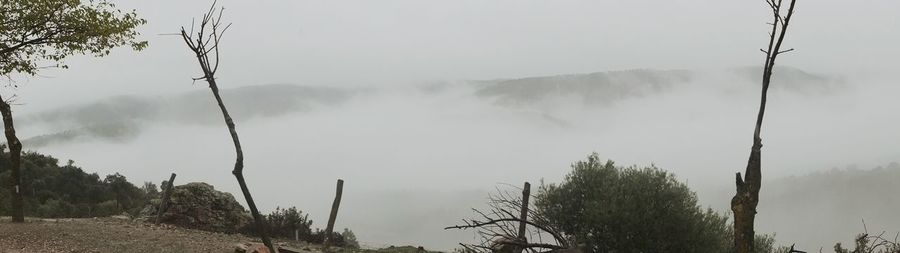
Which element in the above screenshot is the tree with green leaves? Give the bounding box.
[535,153,782,253]
[0,149,152,218]
[0,0,146,222]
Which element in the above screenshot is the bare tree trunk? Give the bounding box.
[732,1,797,252]
[324,179,344,250]
[178,5,275,252]
[517,182,531,253]
[517,182,530,240]
[208,79,275,252]
[156,173,177,225]
[0,98,24,222]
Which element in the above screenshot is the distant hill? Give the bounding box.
[14,67,842,147]
[472,67,843,108]
[473,69,693,106]
[761,162,900,230]
[18,84,354,147]
[732,66,846,95]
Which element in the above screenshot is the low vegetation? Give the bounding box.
[0,148,362,249]
[536,153,784,252]
[450,153,787,253]
[535,153,768,252]
[241,206,359,248]
[834,233,900,253]
[0,147,153,218]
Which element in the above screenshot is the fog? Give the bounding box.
[9,68,900,249]
[2,0,899,251]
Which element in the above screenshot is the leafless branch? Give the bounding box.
[447,186,573,253]
[179,0,231,84]
[176,1,273,252]
[776,48,795,55]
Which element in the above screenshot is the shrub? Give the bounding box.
[242,206,343,245]
[834,233,900,253]
[342,228,360,249]
[266,206,313,239]
[93,200,120,217]
[0,149,152,218]
[307,229,345,246]
[241,206,355,248]
[36,198,75,218]
[535,153,778,253]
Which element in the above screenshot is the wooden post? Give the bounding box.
[295,228,299,242]
[155,173,176,225]
[518,182,531,241]
[323,179,344,251]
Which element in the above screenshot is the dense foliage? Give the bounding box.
[0,147,153,218]
[535,153,779,253]
[240,206,355,248]
[0,0,147,75]
[264,206,313,239]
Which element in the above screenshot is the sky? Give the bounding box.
[3,0,900,251]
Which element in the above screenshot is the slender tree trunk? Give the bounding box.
[732,67,772,253]
[517,182,530,240]
[0,98,24,222]
[732,1,797,252]
[156,173,177,225]
[517,182,531,253]
[179,6,275,251]
[205,77,275,252]
[732,124,763,253]
[324,179,344,251]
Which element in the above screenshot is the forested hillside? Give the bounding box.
[18,84,354,147]
[474,69,692,106]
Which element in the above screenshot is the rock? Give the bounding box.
[234,243,249,252]
[110,213,130,220]
[234,243,271,253]
[154,182,251,233]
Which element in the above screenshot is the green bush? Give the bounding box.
[265,206,313,239]
[536,153,778,253]
[0,149,153,218]
[241,206,354,247]
[36,198,75,218]
[342,228,360,249]
[93,200,121,217]
[239,207,346,247]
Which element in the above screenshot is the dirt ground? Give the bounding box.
[0,217,433,253]
[0,217,259,253]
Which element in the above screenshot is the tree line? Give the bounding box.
[0,146,154,218]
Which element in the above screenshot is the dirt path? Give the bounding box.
[0,217,255,253]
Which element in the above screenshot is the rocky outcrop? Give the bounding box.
[144,182,251,233]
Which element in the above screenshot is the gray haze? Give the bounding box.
[2,0,899,251]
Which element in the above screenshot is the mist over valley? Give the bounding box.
[10,67,897,250]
